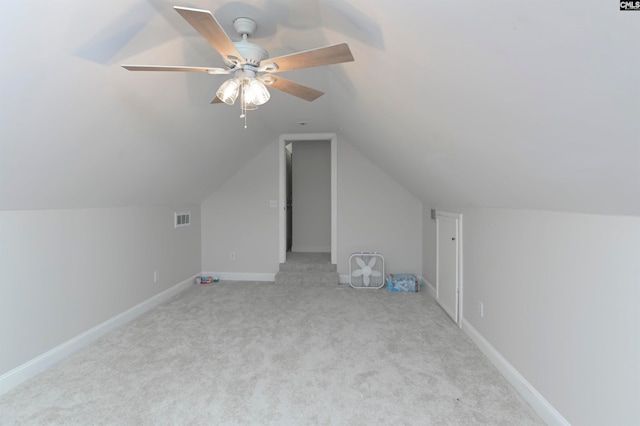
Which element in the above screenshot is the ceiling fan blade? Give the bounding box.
[122,65,230,74]
[174,6,243,64]
[211,96,223,104]
[262,43,354,73]
[262,75,324,102]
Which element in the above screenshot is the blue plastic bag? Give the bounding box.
[387,274,421,292]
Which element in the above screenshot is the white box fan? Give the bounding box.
[349,252,385,289]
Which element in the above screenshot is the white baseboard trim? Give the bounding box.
[203,272,275,282]
[419,276,436,299]
[0,274,198,396]
[461,318,569,426]
[291,245,331,253]
[339,274,350,285]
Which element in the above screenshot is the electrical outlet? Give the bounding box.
[229,252,236,261]
[478,301,484,318]
[154,270,160,283]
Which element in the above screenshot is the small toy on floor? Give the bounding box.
[196,276,217,285]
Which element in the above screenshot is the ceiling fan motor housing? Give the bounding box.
[234,41,268,66]
[231,17,267,66]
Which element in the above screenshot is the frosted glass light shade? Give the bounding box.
[216,78,240,105]
[243,102,259,110]
[244,78,270,106]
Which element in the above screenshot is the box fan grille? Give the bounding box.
[349,252,384,289]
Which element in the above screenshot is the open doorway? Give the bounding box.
[279,133,337,264]
[285,143,293,252]
[286,140,331,254]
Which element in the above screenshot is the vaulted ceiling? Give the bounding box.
[1,0,638,215]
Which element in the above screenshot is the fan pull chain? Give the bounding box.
[239,81,248,129]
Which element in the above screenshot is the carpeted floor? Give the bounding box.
[0,280,542,425]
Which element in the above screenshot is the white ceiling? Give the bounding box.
[1,0,638,215]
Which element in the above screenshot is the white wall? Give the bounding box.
[201,141,280,275]
[443,207,639,425]
[337,140,422,276]
[291,140,331,253]
[201,137,423,278]
[0,205,201,377]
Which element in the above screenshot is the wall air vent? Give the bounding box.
[174,211,191,228]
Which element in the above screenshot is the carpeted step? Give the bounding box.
[274,271,339,286]
[278,261,337,273]
[279,252,336,273]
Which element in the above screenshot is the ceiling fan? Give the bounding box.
[122,6,354,125]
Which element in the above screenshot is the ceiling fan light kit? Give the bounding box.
[122,6,354,128]
[244,78,270,105]
[216,78,240,104]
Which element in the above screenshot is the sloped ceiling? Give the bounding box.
[1,0,638,215]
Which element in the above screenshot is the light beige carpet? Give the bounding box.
[0,281,542,425]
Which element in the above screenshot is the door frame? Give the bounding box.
[435,211,463,327]
[278,133,337,264]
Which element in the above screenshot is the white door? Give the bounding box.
[436,213,461,324]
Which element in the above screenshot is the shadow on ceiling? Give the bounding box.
[73,2,157,65]
[323,0,384,50]
[75,0,384,65]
